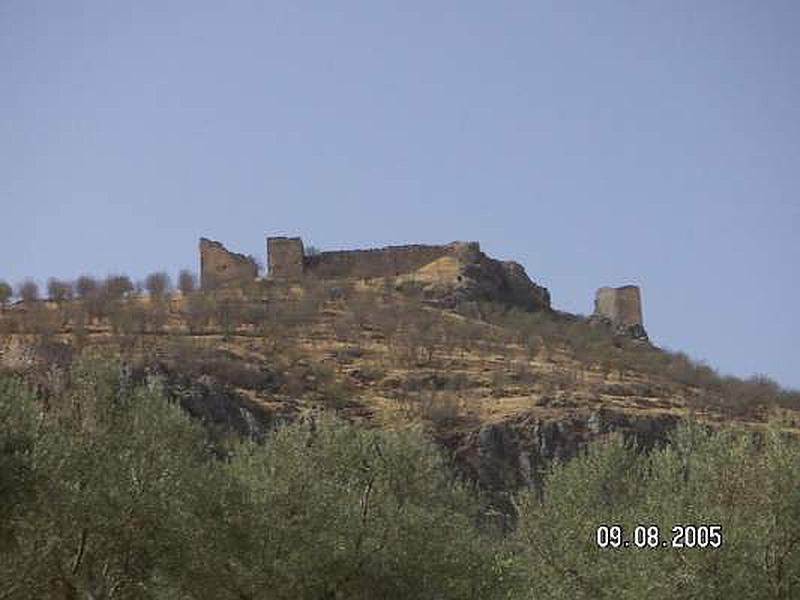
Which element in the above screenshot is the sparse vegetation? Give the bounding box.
[178,269,197,295]
[1,272,797,423]
[46,278,73,303]
[17,279,39,303]
[104,274,134,300]
[75,274,98,300]
[0,258,796,600]
[145,271,171,299]
[0,280,11,307]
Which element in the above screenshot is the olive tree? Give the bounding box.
[17,280,38,303]
[105,274,134,300]
[47,278,74,303]
[0,280,12,307]
[75,275,98,300]
[145,272,172,299]
[219,416,510,600]
[0,355,213,599]
[512,422,800,600]
[178,269,197,296]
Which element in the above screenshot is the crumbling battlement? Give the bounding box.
[303,241,481,280]
[593,285,647,339]
[265,236,549,311]
[199,238,258,290]
[266,237,482,280]
[197,235,552,312]
[197,236,649,330]
[267,237,305,279]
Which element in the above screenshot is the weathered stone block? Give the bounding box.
[267,237,305,278]
[594,285,646,338]
[199,238,258,289]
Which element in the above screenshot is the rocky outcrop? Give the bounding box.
[461,254,551,311]
[446,409,681,494]
[133,362,276,440]
[398,248,551,312]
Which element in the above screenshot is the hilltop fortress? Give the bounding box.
[199,236,646,338]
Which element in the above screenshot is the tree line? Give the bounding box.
[0,270,199,307]
[1,354,799,598]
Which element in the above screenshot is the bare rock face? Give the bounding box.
[199,238,258,290]
[400,247,551,312]
[436,409,681,530]
[473,256,551,311]
[262,234,551,311]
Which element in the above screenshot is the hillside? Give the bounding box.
[2,264,798,501]
[3,256,800,598]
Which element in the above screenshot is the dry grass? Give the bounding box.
[1,278,798,435]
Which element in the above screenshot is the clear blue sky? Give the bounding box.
[1,1,798,388]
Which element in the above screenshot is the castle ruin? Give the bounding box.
[266,237,482,280]
[198,235,646,336]
[199,238,258,290]
[593,285,647,339]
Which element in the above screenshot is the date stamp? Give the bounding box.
[595,524,723,549]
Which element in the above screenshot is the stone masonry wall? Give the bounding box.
[594,285,644,328]
[199,238,258,289]
[267,237,305,278]
[302,242,481,280]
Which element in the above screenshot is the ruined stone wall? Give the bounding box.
[302,242,481,280]
[267,237,305,278]
[594,285,644,328]
[199,238,258,289]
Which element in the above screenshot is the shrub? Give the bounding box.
[186,293,214,333]
[178,269,197,296]
[0,358,511,599]
[214,298,242,336]
[513,422,800,599]
[145,271,172,299]
[420,392,462,426]
[0,280,11,307]
[75,275,98,300]
[23,303,61,336]
[82,287,111,322]
[224,415,505,599]
[17,279,39,303]
[46,278,73,303]
[104,274,134,300]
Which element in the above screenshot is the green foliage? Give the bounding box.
[513,422,800,599]
[0,354,211,599]
[0,280,12,306]
[478,301,800,416]
[219,416,505,599]
[0,355,510,599]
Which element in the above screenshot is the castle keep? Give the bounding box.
[593,285,647,339]
[266,237,481,280]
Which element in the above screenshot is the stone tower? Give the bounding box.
[267,237,305,278]
[594,285,647,339]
